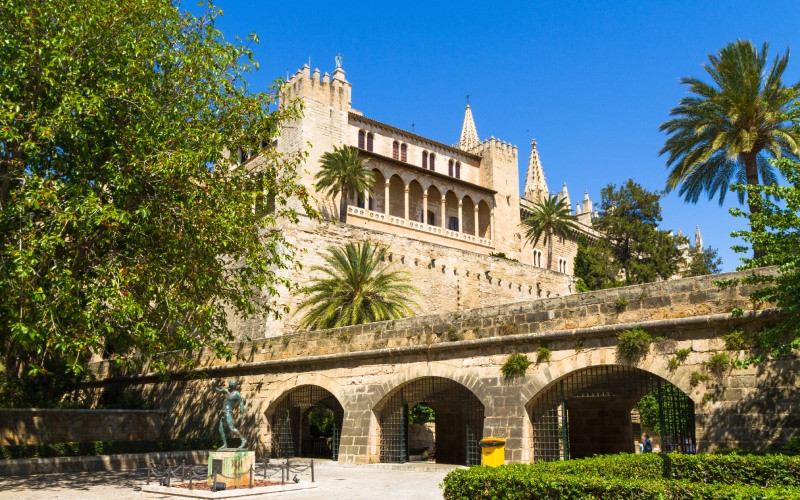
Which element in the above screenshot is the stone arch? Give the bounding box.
[370,169,386,213]
[444,190,459,231]
[521,353,697,462]
[462,195,476,235]
[388,174,405,218]
[426,185,442,226]
[478,199,491,238]
[264,373,347,418]
[408,179,425,223]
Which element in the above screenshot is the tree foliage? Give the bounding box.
[683,246,723,277]
[592,180,686,285]
[0,1,314,386]
[726,155,800,361]
[660,40,800,209]
[296,242,418,330]
[521,195,579,271]
[635,385,694,437]
[574,236,619,291]
[315,145,375,223]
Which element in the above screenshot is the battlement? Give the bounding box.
[280,63,351,110]
[477,136,518,161]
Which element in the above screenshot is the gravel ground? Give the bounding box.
[0,460,455,499]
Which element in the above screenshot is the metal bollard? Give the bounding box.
[189,474,193,490]
[311,460,314,483]
[281,463,285,485]
[182,460,186,482]
[147,465,151,485]
[249,464,253,488]
[213,471,218,492]
[263,458,267,480]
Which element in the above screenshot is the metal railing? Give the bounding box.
[146,458,315,492]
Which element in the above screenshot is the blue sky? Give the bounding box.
[196,0,800,271]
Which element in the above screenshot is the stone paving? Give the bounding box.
[0,461,454,499]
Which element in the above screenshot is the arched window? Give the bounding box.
[427,210,435,225]
[358,130,365,149]
[448,160,454,176]
[429,153,436,171]
[422,151,428,169]
[392,141,399,160]
[366,133,374,152]
[400,143,407,162]
[455,162,461,179]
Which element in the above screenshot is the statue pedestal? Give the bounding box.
[208,450,255,488]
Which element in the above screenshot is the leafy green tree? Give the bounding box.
[0,1,314,389]
[296,242,418,330]
[683,246,723,277]
[660,40,800,256]
[594,180,685,285]
[521,195,580,271]
[574,236,620,291]
[725,156,800,361]
[410,404,435,426]
[315,145,375,223]
[635,385,694,437]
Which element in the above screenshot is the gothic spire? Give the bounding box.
[523,139,548,202]
[459,104,480,151]
[695,225,703,249]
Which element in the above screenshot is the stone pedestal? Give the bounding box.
[208,450,255,488]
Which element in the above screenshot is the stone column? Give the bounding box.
[404,185,410,220]
[490,206,495,241]
[364,188,370,211]
[441,196,446,229]
[384,179,390,215]
[474,205,479,237]
[422,190,428,224]
[458,200,463,233]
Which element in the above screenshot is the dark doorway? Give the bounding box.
[527,365,695,462]
[271,385,344,460]
[377,377,483,466]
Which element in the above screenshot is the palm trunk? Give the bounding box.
[339,188,348,223]
[547,228,554,271]
[743,152,763,259]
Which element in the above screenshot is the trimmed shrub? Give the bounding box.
[0,437,217,460]
[441,454,800,499]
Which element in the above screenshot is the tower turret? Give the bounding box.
[557,182,571,209]
[459,104,480,151]
[523,139,548,203]
[695,226,703,249]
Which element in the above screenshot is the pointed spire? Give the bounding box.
[557,182,571,209]
[523,139,548,202]
[695,225,703,249]
[581,191,592,214]
[459,104,480,151]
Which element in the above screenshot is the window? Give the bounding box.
[392,141,399,160]
[427,211,435,225]
[455,161,461,179]
[533,250,542,268]
[448,216,458,231]
[356,192,365,209]
[448,160,454,177]
[366,133,374,151]
[422,151,428,169]
[400,143,407,162]
[557,258,567,273]
[358,130,365,149]
[429,153,436,171]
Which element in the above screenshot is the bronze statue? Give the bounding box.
[214,380,247,450]
[335,53,342,69]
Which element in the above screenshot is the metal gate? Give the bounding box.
[379,377,484,466]
[271,385,344,460]
[529,365,695,462]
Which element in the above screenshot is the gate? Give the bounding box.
[378,377,484,466]
[529,365,695,462]
[270,385,344,460]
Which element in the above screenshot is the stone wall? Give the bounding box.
[85,270,800,464]
[231,214,573,339]
[0,409,165,445]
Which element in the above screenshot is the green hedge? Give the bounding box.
[0,437,217,460]
[441,454,800,499]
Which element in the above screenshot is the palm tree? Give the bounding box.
[521,195,579,271]
[315,145,375,223]
[296,242,418,330]
[660,40,800,213]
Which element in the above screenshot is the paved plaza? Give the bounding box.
[0,461,453,499]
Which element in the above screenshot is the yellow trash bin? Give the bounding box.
[479,438,506,467]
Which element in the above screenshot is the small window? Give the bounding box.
[422,151,428,169]
[448,160,454,177]
[356,192,365,209]
[367,133,374,152]
[358,130,365,149]
[455,162,461,179]
[368,196,374,211]
[427,211,435,225]
[448,216,458,231]
[392,141,399,160]
[429,153,436,171]
[400,143,407,162]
